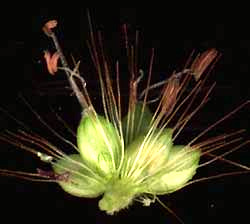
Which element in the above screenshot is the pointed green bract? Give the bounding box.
[53,154,106,197]
[124,128,173,177]
[77,113,122,178]
[146,145,201,194]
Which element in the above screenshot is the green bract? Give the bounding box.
[77,113,121,178]
[146,145,201,194]
[53,154,106,197]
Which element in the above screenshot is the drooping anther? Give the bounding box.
[43,20,58,37]
[44,51,60,75]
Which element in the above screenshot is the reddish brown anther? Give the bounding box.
[37,168,70,182]
[44,51,60,75]
[161,77,180,114]
[43,20,58,37]
[191,48,218,80]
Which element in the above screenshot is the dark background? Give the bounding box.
[0,7,249,224]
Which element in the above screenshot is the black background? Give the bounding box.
[0,7,249,224]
